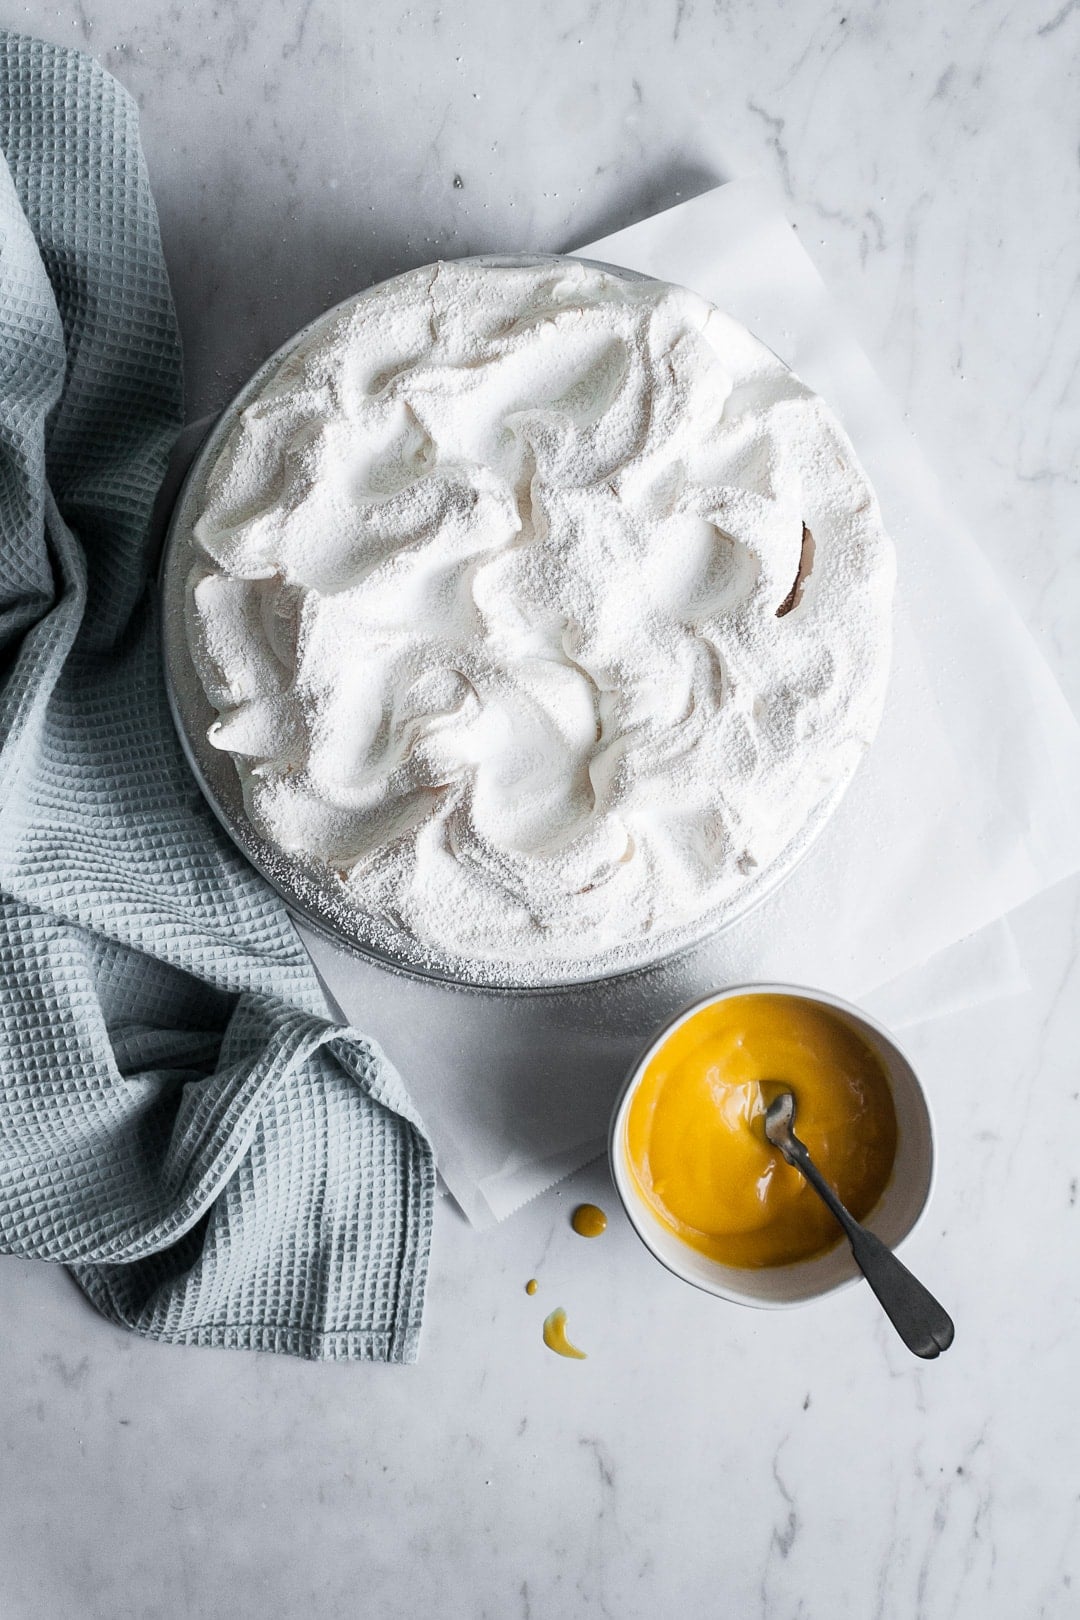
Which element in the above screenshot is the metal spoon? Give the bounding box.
[763,1091,954,1359]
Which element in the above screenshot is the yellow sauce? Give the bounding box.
[625,993,897,1268]
[542,1308,587,1359]
[570,1203,607,1238]
[525,1278,539,1296]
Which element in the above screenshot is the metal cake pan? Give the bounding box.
[159,254,850,991]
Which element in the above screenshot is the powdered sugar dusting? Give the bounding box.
[185,258,894,983]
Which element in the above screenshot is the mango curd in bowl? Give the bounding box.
[623,992,899,1270]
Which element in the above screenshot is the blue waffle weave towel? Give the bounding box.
[0,32,434,1361]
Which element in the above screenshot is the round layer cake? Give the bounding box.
[183,257,894,983]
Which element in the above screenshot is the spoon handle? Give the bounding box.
[844,1224,955,1360]
[787,1142,955,1360]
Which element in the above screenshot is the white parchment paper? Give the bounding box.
[303,180,1080,1225]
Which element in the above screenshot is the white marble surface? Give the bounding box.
[3,1,1080,1615]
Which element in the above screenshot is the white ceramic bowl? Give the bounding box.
[608,983,935,1308]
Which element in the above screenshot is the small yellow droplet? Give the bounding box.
[571,1203,607,1238]
[525,1278,538,1296]
[543,1308,587,1360]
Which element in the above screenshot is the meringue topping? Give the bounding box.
[185,259,894,979]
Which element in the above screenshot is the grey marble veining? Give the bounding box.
[4,0,1080,1615]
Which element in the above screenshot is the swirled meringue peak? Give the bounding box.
[185,258,894,983]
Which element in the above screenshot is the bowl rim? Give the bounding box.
[607,981,937,1309]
